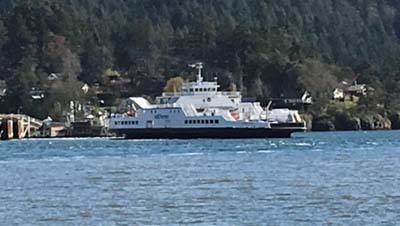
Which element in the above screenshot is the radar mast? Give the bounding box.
[189,62,204,83]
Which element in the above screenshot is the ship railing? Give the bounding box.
[219,91,241,96]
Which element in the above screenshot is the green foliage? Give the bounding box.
[0,0,400,119]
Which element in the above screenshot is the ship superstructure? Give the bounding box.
[109,63,306,139]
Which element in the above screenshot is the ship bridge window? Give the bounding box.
[190,88,194,92]
[195,88,199,92]
[216,120,219,124]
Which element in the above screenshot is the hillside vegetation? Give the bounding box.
[0,0,400,120]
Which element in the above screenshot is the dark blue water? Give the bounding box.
[1,131,400,225]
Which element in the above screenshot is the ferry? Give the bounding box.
[108,63,306,139]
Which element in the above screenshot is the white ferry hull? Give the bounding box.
[111,124,306,139]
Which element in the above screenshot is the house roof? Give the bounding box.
[347,84,366,92]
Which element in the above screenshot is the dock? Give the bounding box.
[0,114,43,140]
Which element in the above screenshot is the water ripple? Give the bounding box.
[0,131,400,225]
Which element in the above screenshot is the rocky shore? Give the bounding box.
[304,111,400,132]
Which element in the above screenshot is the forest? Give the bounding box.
[0,0,400,127]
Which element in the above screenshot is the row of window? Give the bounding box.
[184,119,220,125]
[149,109,180,114]
[115,119,220,126]
[115,121,139,126]
[183,88,217,92]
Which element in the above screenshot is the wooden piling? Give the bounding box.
[7,119,13,139]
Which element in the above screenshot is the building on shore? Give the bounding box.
[333,82,373,102]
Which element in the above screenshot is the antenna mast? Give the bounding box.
[189,62,204,83]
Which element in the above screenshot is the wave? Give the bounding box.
[295,142,313,147]
[168,152,204,157]
[257,150,275,154]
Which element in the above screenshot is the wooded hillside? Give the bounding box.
[1,0,400,119]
